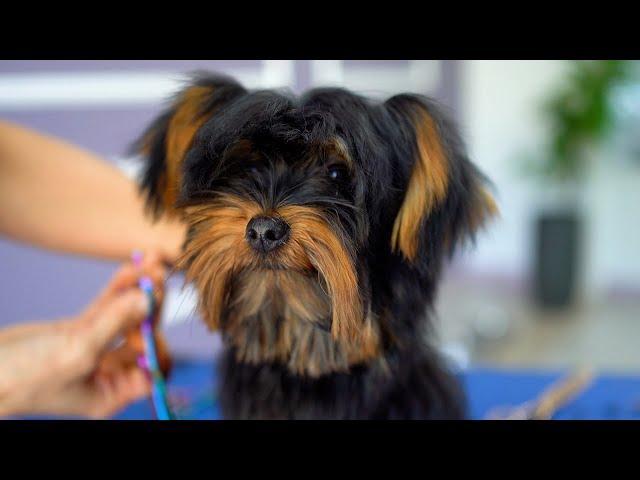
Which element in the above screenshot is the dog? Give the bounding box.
[133,71,497,419]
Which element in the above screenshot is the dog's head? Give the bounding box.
[135,72,496,376]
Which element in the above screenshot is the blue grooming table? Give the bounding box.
[114,359,640,420]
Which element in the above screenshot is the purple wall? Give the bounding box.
[1,108,161,157]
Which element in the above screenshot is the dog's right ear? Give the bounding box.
[132,73,246,218]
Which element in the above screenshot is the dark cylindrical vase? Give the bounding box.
[533,212,581,309]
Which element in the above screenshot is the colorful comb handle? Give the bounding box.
[132,251,174,420]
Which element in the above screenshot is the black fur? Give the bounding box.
[135,72,494,419]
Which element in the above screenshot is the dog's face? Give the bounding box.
[136,73,496,377]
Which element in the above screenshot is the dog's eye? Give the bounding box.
[327,165,348,182]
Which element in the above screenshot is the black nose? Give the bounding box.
[245,216,290,253]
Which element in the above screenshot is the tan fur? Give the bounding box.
[278,205,362,341]
[390,108,449,261]
[225,270,381,377]
[178,196,261,330]
[177,194,381,377]
[138,85,215,212]
[162,87,209,208]
[323,137,353,168]
[470,187,499,232]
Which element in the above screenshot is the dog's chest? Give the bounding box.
[221,270,376,377]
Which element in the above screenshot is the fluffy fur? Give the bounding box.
[133,71,497,419]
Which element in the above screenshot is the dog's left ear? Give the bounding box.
[384,94,498,266]
[132,73,246,218]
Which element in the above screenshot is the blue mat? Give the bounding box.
[115,358,221,420]
[464,366,640,420]
[114,359,640,420]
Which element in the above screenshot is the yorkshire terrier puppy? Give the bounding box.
[134,72,496,419]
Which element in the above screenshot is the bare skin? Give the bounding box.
[0,120,185,262]
[0,121,181,418]
[0,256,166,418]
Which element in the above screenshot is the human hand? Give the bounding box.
[0,252,169,419]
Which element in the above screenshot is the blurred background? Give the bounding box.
[1,60,639,387]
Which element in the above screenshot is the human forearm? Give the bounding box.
[0,120,185,262]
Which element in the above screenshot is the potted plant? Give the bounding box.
[530,60,629,309]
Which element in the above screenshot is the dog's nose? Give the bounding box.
[246,216,290,253]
